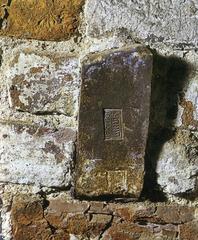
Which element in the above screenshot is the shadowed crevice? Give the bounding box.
[141,49,193,202]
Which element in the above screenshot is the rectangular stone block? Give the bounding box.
[0,123,76,187]
[6,51,80,117]
[0,0,85,40]
[75,45,153,198]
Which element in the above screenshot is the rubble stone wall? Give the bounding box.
[0,0,197,239]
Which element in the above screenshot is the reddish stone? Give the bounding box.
[12,196,43,226]
[180,220,198,240]
[45,199,89,229]
[89,214,112,237]
[11,195,52,240]
[13,219,52,240]
[89,201,109,214]
[103,223,154,240]
[64,213,90,235]
[155,206,195,224]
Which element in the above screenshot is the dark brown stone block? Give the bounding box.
[75,45,153,198]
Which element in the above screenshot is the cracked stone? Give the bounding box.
[10,194,198,240]
[11,195,53,240]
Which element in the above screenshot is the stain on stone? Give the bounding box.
[29,67,43,74]
[54,128,76,143]
[43,141,64,164]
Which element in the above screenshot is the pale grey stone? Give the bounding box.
[85,0,198,45]
[156,130,198,195]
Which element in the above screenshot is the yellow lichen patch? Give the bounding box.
[0,0,85,40]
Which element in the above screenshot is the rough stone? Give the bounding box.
[155,206,195,224]
[11,194,69,240]
[102,222,154,240]
[156,130,198,195]
[108,203,156,223]
[44,196,112,239]
[181,75,198,130]
[6,51,80,116]
[0,0,85,41]
[10,193,198,240]
[45,198,89,229]
[75,45,152,198]
[180,220,198,240]
[0,123,76,187]
[85,0,198,45]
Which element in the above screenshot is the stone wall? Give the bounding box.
[0,0,197,239]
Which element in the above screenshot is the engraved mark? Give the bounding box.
[104,109,123,140]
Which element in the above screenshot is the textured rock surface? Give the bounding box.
[85,0,198,45]
[6,51,79,116]
[180,220,198,240]
[0,49,80,189]
[0,123,75,187]
[156,130,198,195]
[0,0,85,40]
[10,192,198,240]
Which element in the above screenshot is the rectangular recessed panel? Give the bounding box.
[104,109,123,140]
[75,45,153,199]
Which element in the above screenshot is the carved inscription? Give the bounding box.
[104,109,123,140]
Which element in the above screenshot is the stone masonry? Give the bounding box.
[0,0,197,239]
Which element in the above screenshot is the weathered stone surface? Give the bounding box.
[109,203,196,225]
[0,0,85,41]
[180,220,198,240]
[6,51,80,116]
[85,0,198,45]
[0,123,76,187]
[44,196,112,239]
[75,45,152,198]
[155,206,195,224]
[10,193,198,240]
[179,74,198,130]
[11,194,69,240]
[102,222,154,240]
[45,198,89,229]
[156,130,198,195]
